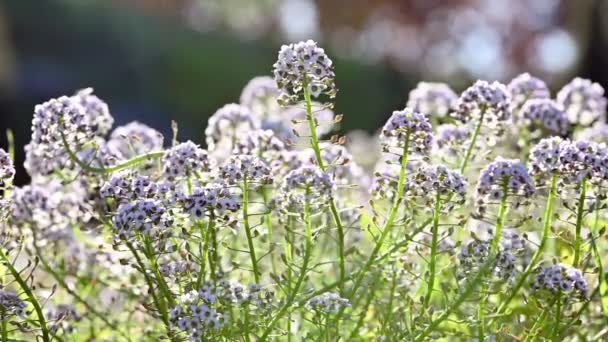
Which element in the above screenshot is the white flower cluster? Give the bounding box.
[0,290,26,321]
[518,99,569,136]
[381,108,433,155]
[275,166,334,213]
[181,182,239,220]
[106,121,163,160]
[320,144,368,187]
[557,77,607,126]
[406,82,457,118]
[239,76,280,113]
[205,104,261,159]
[577,121,608,143]
[273,40,336,106]
[234,129,286,161]
[100,172,160,202]
[533,264,588,299]
[219,155,272,185]
[112,199,173,240]
[476,157,535,205]
[170,290,226,340]
[434,124,469,152]
[0,148,15,188]
[507,73,550,111]
[162,141,213,180]
[528,137,567,177]
[25,89,113,176]
[305,292,350,314]
[558,140,608,184]
[406,163,466,210]
[453,80,510,130]
[46,304,81,335]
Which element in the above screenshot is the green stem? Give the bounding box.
[196,220,209,288]
[459,109,486,174]
[259,187,313,340]
[261,187,278,276]
[381,271,398,336]
[61,131,163,174]
[552,292,562,341]
[424,193,442,307]
[573,178,587,267]
[302,79,346,292]
[143,237,175,306]
[479,183,509,340]
[243,175,260,283]
[492,175,557,320]
[523,309,549,342]
[1,316,7,342]
[347,134,410,301]
[0,249,50,342]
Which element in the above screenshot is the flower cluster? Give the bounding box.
[169,290,226,340]
[276,166,334,212]
[528,137,567,178]
[434,124,469,152]
[46,304,81,335]
[507,73,550,111]
[577,121,608,143]
[533,264,588,299]
[518,99,569,136]
[205,104,261,158]
[233,129,286,161]
[0,290,26,321]
[406,163,466,209]
[0,148,14,188]
[476,157,535,205]
[219,155,272,185]
[106,121,164,160]
[453,80,510,129]
[112,199,173,241]
[181,182,239,220]
[557,77,607,126]
[381,108,433,155]
[162,141,213,180]
[273,40,336,105]
[406,82,457,118]
[306,292,350,314]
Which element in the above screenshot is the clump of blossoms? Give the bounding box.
[406,163,466,210]
[557,77,607,126]
[381,108,433,155]
[218,155,272,185]
[507,73,550,111]
[111,199,173,241]
[106,121,163,160]
[273,39,336,105]
[475,157,535,213]
[162,141,213,180]
[306,292,350,314]
[576,121,608,143]
[276,166,334,213]
[169,290,226,340]
[46,304,81,335]
[205,104,261,159]
[434,124,468,152]
[0,148,14,221]
[233,129,286,161]
[453,80,510,130]
[558,139,607,184]
[518,99,569,136]
[533,264,588,299]
[0,290,26,321]
[406,82,457,118]
[24,89,113,176]
[181,181,239,220]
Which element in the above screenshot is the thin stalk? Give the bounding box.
[347,281,377,340]
[479,182,509,341]
[243,175,260,283]
[552,292,562,341]
[259,187,313,340]
[414,257,494,342]
[0,249,50,342]
[302,79,346,291]
[61,131,163,174]
[492,175,557,320]
[424,193,442,307]
[459,109,486,174]
[381,271,398,336]
[142,237,175,306]
[523,309,549,342]
[347,135,410,301]
[572,178,587,267]
[261,187,278,276]
[1,315,7,342]
[196,220,209,288]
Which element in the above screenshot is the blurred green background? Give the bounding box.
[0,0,607,183]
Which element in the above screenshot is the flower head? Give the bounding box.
[407,163,467,210]
[306,292,350,314]
[0,290,26,321]
[406,82,457,118]
[112,199,173,241]
[453,80,510,129]
[162,141,213,180]
[557,77,607,126]
[205,104,260,159]
[381,108,433,155]
[434,124,469,154]
[218,155,272,185]
[273,40,336,106]
[0,148,14,188]
[476,157,535,206]
[181,181,239,220]
[533,264,588,299]
[106,121,164,160]
[233,129,286,161]
[518,99,569,136]
[507,73,550,110]
[528,137,567,178]
[576,121,608,144]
